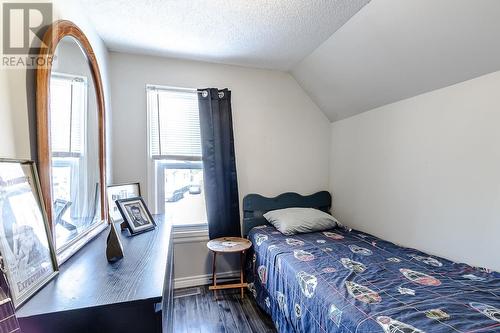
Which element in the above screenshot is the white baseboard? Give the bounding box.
[174,270,240,289]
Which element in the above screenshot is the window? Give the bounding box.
[50,73,101,249]
[147,85,207,227]
[51,73,85,156]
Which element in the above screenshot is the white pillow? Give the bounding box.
[263,207,339,236]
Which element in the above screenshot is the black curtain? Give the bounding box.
[198,88,241,239]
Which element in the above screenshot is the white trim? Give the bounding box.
[173,224,209,244]
[146,86,157,213]
[173,223,208,233]
[174,270,240,289]
[173,234,208,244]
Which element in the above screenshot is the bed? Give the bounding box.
[243,191,500,333]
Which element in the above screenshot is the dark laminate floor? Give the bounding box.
[173,286,276,333]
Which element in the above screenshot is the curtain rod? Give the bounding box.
[146,84,224,98]
[198,90,225,98]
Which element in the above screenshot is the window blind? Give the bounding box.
[50,75,86,155]
[148,87,202,160]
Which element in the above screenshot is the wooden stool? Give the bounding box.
[206,237,252,299]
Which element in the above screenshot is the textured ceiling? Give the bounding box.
[292,0,500,121]
[78,0,369,70]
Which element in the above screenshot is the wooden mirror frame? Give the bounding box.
[36,20,107,263]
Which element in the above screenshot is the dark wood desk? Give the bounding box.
[17,215,173,333]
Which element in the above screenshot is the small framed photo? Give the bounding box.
[115,197,156,235]
[0,159,58,308]
[107,183,141,223]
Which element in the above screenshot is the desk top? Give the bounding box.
[17,215,172,318]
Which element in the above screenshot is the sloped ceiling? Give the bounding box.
[291,0,500,121]
[78,0,369,70]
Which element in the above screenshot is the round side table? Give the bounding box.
[207,237,252,299]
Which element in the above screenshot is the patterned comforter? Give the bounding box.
[246,225,500,333]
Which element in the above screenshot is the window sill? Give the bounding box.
[172,223,209,244]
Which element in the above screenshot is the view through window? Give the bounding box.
[148,86,207,227]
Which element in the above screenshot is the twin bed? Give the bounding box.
[243,191,500,333]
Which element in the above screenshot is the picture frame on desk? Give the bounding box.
[116,197,156,235]
[107,183,141,223]
[0,159,58,308]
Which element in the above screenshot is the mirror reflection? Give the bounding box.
[49,36,101,250]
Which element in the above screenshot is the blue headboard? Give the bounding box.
[242,191,332,237]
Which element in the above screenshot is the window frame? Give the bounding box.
[50,72,106,255]
[50,72,87,158]
[146,84,208,235]
[52,156,80,218]
[50,72,87,232]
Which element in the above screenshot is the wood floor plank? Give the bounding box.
[198,287,225,333]
[240,292,275,333]
[185,292,201,333]
[216,296,239,332]
[173,297,188,333]
[224,291,253,333]
[173,286,276,333]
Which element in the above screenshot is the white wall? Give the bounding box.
[0,68,27,158]
[0,0,112,179]
[330,70,500,272]
[109,52,331,283]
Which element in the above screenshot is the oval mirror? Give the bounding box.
[37,21,107,263]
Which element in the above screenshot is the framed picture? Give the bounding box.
[0,159,58,308]
[107,183,141,223]
[115,197,156,235]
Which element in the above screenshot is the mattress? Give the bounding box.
[246,225,500,333]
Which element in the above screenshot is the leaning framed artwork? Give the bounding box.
[0,159,58,308]
[107,183,141,223]
[115,197,156,235]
